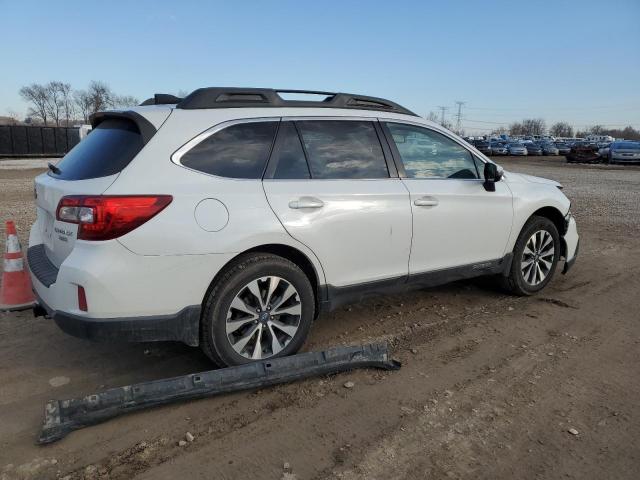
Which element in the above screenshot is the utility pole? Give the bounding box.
[455,101,465,134]
[437,106,448,125]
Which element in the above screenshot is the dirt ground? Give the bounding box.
[1,156,639,480]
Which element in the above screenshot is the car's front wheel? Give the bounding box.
[200,253,315,366]
[502,216,560,296]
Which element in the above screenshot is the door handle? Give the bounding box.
[414,196,439,207]
[289,197,324,209]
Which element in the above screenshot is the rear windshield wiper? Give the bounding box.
[48,163,61,175]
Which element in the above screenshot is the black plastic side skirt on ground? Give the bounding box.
[38,343,400,444]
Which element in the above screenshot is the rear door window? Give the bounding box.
[49,118,144,180]
[181,121,278,178]
[295,120,389,179]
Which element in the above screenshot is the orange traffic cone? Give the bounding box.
[0,221,35,311]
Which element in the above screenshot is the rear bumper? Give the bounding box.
[34,290,201,346]
[26,239,234,346]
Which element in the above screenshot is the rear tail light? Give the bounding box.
[56,195,172,241]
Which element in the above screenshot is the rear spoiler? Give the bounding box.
[89,111,157,145]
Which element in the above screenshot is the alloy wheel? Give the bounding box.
[225,276,302,360]
[521,230,555,286]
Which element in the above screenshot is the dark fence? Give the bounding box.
[0,126,80,157]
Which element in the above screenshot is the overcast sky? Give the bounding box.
[1,0,639,134]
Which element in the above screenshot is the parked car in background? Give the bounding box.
[490,141,508,155]
[608,141,640,164]
[473,140,492,155]
[555,143,571,155]
[542,143,559,156]
[566,142,600,163]
[27,87,579,366]
[598,143,611,159]
[507,142,528,156]
[525,143,543,156]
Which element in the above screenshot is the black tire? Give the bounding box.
[501,216,561,296]
[200,253,315,366]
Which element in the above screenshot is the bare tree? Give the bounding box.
[19,83,50,125]
[73,81,116,122]
[58,82,74,125]
[550,122,574,138]
[74,89,92,123]
[87,81,113,113]
[111,95,139,109]
[21,80,140,124]
[575,125,639,140]
[509,122,524,136]
[618,126,640,140]
[45,81,70,126]
[521,118,546,136]
[509,119,546,136]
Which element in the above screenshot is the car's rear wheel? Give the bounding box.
[200,253,315,366]
[501,216,560,296]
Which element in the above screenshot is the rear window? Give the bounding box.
[181,121,278,178]
[50,119,143,180]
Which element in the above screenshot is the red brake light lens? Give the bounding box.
[77,285,88,311]
[56,195,172,241]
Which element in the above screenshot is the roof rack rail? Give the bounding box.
[175,88,417,116]
[139,93,184,106]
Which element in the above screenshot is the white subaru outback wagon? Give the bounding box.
[28,88,579,366]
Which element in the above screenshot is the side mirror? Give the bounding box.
[483,163,502,192]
